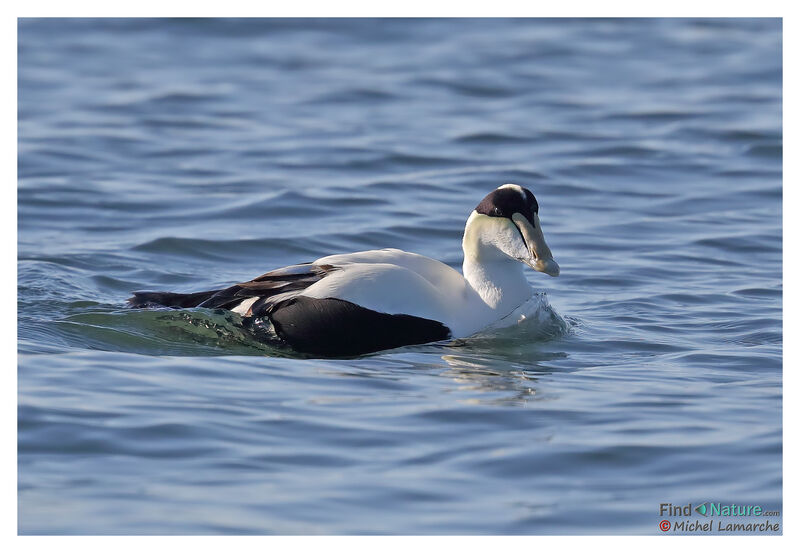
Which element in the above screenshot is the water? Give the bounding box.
[18,18,782,534]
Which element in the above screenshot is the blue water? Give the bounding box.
[18,18,782,534]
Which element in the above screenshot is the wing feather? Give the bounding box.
[196,263,338,313]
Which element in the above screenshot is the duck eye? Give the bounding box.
[494,207,502,216]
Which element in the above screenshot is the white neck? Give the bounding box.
[461,213,533,317]
[462,256,532,315]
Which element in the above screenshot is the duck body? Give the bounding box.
[128,184,559,356]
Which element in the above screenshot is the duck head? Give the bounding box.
[463,184,560,277]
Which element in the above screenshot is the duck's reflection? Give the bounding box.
[433,344,568,405]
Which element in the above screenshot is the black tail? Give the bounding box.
[127,289,222,309]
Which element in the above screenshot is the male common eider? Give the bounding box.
[128,184,559,356]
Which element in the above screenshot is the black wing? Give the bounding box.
[128,263,338,315]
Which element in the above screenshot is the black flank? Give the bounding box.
[268,296,452,356]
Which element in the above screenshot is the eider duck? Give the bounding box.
[128,184,559,356]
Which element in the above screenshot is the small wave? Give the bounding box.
[99,88,231,111]
[305,88,396,105]
[131,235,323,261]
[450,293,570,355]
[53,308,287,357]
[452,132,531,144]
[576,145,662,158]
[601,110,701,122]
[745,143,782,159]
[485,292,569,336]
[412,77,517,98]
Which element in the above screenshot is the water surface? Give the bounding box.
[18,18,782,534]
